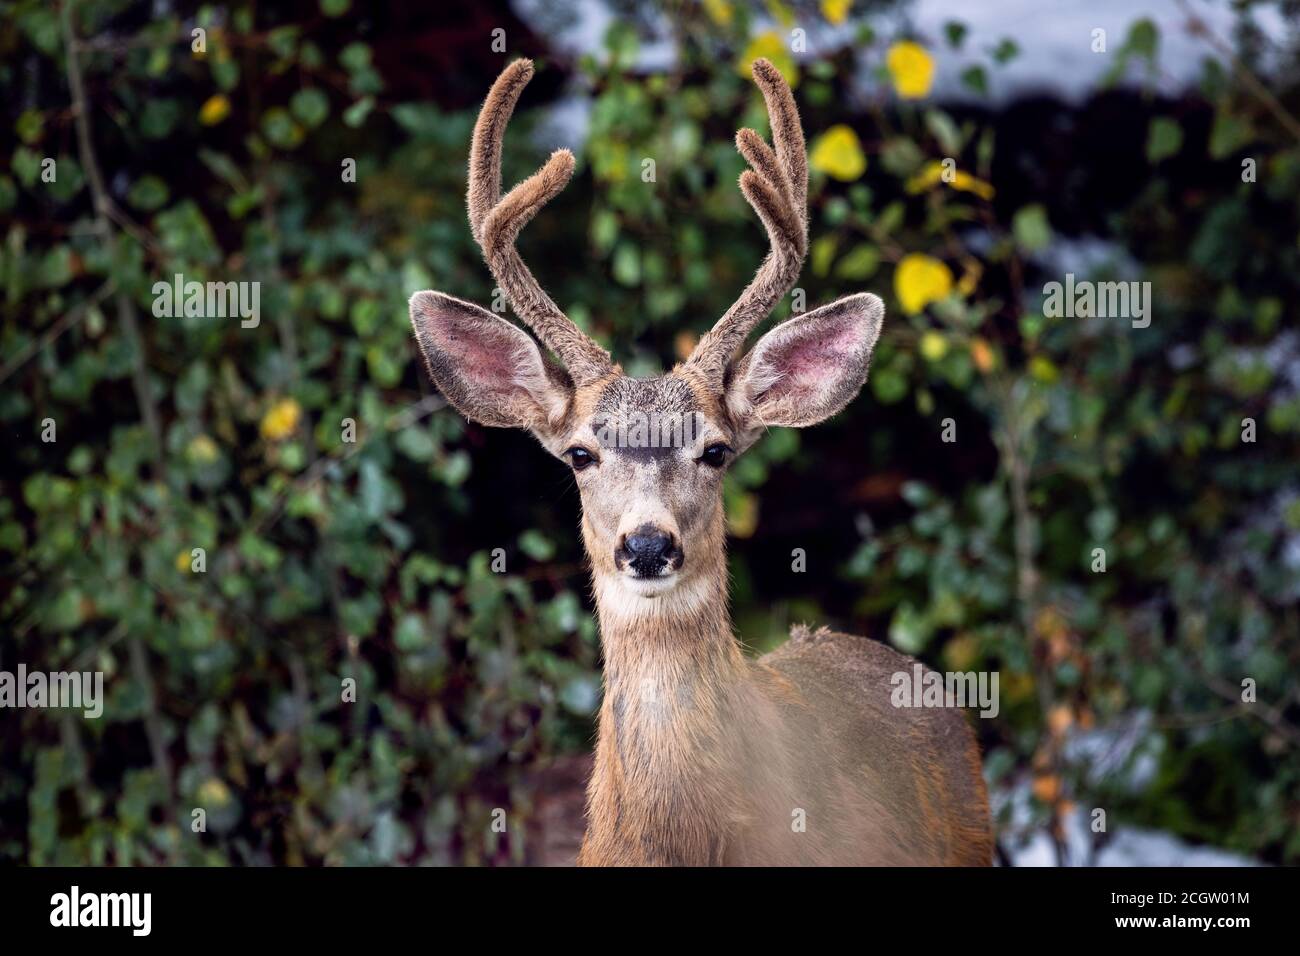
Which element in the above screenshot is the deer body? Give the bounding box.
[410,59,993,866]
[575,425,989,866]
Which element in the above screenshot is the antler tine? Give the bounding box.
[686,58,809,390]
[468,59,613,386]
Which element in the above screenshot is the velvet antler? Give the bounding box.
[468,59,614,387]
[685,58,809,391]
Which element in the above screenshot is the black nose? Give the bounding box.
[626,530,673,561]
[617,525,681,577]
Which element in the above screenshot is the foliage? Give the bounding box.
[1,0,1298,864]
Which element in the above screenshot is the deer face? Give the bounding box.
[410,292,882,600]
[565,371,726,596]
[409,57,884,602]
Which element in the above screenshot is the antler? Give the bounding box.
[686,58,809,390]
[468,59,614,386]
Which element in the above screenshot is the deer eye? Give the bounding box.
[698,444,731,468]
[565,447,597,471]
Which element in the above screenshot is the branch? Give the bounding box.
[61,0,164,471]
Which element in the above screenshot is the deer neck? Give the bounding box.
[592,556,745,699]
[583,537,785,864]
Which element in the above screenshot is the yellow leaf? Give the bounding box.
[737,33,798,88]
[906,160,995,200]
[943,633,979,671]
[1029,355,1060,383]
[198,777,232,807]
[904,162,945,194]
[820,0,851,25]
[1048,705,1074,737]
[727,492,760,538]
[703,0,733,26]
[886,41,935,99]
[199,94,231,126]
[957,256,983,297]
[1032,774,1061,804]
[766,0,795,28]
[176,549,193,572]
[919,330,948,362]
[187,434,219,464]
[951,169,995,200]
[673,329,699,361]
[260,397,302,441]
[809,124,866,181]
[894,253,953,315]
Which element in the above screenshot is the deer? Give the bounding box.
[409,58,993,866]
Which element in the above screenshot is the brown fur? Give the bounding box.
[409,59,994,868]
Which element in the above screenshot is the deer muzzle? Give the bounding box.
[615,523,684,579]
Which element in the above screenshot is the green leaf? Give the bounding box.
[518,529,556,562]
[1012,204,1052,252]
[261,107,304,149]
[1146,117,1183,163]
[612,242,641,286]
[343,96,375,128]
[127,175,170,211]
[835,244,880,280]
[960,66,988,96]
[1126,18,1159,61]
[924,109,962,155]
[1208,110,1253,159]
[340,42,372,73]
[290,88,330,128]
[991,38,1019,63]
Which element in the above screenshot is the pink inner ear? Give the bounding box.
[760,315,863,399]
[431,315,524,390]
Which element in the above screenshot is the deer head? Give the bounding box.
[410,58,883,610]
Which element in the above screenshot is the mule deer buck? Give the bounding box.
[410,58,992,865]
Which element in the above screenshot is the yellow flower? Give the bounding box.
[970,337,996,374]
[894,253,953,314]
[703,0,733,25]
[199,94,230,126]
[820,0,850,25]
[905,160,995,200]
[809,124,866,181]
[176,549,194,572]
[737,32,798,88]
[886,41,935,99]
[260,398,302,441]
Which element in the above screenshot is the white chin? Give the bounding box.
[620,574,679,597]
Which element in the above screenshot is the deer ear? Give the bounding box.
[410,290,572,435]
[727,292,883,440]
